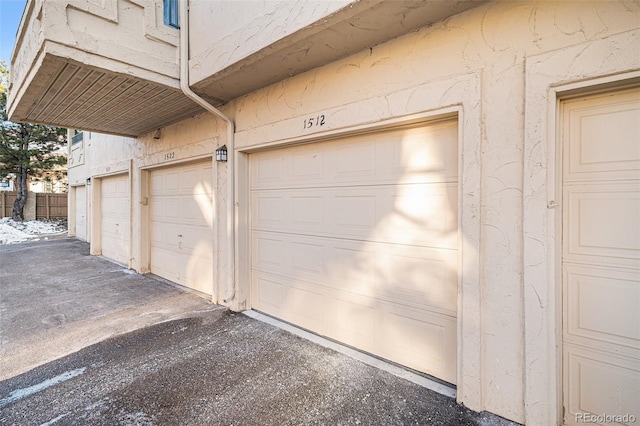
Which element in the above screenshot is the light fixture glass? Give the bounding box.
[216,145,228,162]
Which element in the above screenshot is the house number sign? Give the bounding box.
[164,151,175,161]
[303,114,326,130]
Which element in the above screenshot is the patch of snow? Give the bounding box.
[0,367,86,408]
[0,218,68,245]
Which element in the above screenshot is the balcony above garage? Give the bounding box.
[8,0,203,137]
[188,0,488,103]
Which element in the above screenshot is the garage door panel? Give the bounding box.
[101,174,129,265]
[150,161,213,295]
[150,222,182,246]
[75,186,87,241]
[251,121,458,190]
[564,265,640,355]
[292,196,324,226]
[254,274,285,314]
[291,241,324,276]
[565,90,640,180]
[287,284,325,332]
[327,293,377,352]
[564,347,640,425]
[253,151,287,186]
[254,195,285,227]
[384,245,457,315]
[102,218,126,236]
[178,225,214,257]
[150,174,163,194]
[252,183,458,249]
[252,271,325,331]
[327,244,376,287]
[150,247,184,283]
[564,183,640,268]
[182,249,214,294]
[151,244,213,294]
[292,149,324,180]
[379,305,457,384]
[334,193,377,228]
[182,196,213,226]
[388,121,458,181]
[334,139,376,179]
[150,196,180,220]
[102,234,128,258]
[254,234,286,271]
[161,171,180,192]
[103,198,128,218]
[390,184,458,237]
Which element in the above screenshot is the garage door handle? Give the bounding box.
[177,234,183,237]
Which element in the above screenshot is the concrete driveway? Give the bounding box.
[0,239,518,425]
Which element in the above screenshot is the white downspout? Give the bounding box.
[179,0,236,305]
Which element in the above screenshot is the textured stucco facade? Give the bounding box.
[52,1,640,424]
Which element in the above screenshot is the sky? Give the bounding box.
[0,0,28,66]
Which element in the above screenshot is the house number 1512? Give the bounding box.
[303,114,326,129]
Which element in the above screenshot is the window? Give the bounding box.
[71,130,83,146]
[164,0,179,29]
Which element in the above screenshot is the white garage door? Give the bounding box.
[101,174,130,265]
[250,120,459,384]
[150,161,214,295]
[562,88,640,425]
[75,186,87,241]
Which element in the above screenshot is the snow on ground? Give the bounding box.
[0,218,68,244]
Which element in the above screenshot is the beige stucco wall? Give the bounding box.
[52,0,179,83]
[188,0,353,86]
[68,1,640,424]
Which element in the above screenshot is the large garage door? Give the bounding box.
[101,174,130,265]
[75,186,87,241]
[562,88,640,425]
[251,120,458,383]
[150,161,214,295]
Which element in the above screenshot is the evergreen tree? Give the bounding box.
[0,61,67,221]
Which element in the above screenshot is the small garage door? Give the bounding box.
[562,87,640,425]
[250,120,459,383]
[75,186,87,241]
[150,160,214,295]
[101,174,130,265]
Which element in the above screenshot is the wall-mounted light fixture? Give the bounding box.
[153,129,161,140]
[215,145,228,162]
[86,177,92,185]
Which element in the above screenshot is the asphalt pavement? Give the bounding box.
[0,239,519,425]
